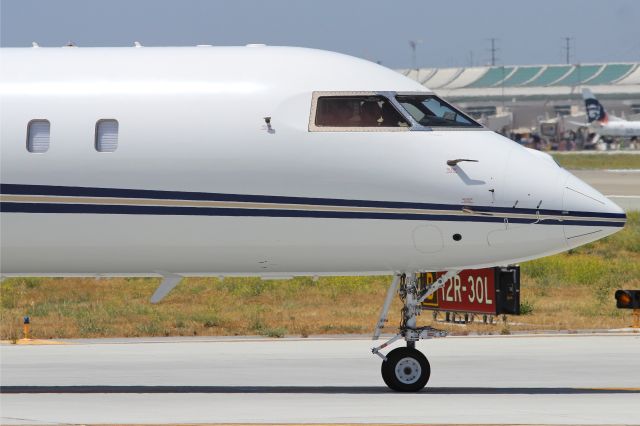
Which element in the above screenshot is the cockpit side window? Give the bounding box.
[310,94,410,131]
[395,95,481,128]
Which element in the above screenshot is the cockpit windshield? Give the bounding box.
[395,95,481,128]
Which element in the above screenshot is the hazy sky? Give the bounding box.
[1,0,639,68]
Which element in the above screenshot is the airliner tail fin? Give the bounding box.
[582,88,608,124]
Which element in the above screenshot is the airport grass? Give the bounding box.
[1,212,639,340]
[551,153,640,169]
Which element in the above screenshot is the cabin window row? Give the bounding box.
[26,119,119,153]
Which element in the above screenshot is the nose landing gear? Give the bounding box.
[372,271,459,392]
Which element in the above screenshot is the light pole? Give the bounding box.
[409,40,422,73]
[563,37,573,64]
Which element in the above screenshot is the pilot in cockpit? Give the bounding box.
[360,101,383,126]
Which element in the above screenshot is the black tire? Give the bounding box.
[381,347,430,392]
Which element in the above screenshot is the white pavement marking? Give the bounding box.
[1,335,639,424]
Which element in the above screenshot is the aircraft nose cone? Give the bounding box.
[563,173,625,216]
[563,173,626,248]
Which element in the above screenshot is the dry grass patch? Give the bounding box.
[551,153,640,170]
[0,276,391,339]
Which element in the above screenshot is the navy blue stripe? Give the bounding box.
[0,202,625,228]
[0,183,626,220]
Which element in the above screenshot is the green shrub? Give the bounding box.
[520,300,535,315]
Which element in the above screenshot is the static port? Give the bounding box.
[453,233,462,241]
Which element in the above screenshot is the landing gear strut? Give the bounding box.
[372,271,459,392]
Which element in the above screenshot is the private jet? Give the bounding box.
[0,45,626,391]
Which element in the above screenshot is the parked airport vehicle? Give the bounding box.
[0,45,626,391]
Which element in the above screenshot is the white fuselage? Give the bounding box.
[0,46,626,277]
[592,120,640,137]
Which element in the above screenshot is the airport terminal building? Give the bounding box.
[397,62,640,133]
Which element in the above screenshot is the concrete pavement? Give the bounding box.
[2,334,639,424]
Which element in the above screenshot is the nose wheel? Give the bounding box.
[372,271,458,392]
[381,347,431,392]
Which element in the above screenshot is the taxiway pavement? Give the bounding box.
[1,334,639,424]
[572,169,640,211]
